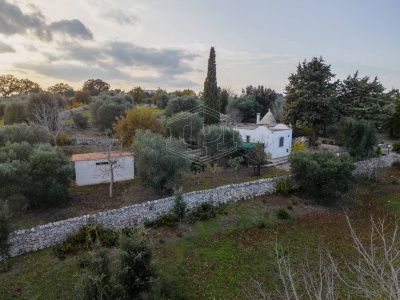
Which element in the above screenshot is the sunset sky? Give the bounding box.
[0,0,399,94]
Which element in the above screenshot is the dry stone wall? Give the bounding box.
[8,177,279,257]
[353,154,400,176]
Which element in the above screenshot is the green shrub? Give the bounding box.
[144,214,178,228]
[188,202,224,224]
[276,178,293,196]
[52,132,71,146]
[72,112,89,129]
[0,201,12,270]
[115,225,158,299]
[393,141,400,153]
[391,178,399,185]
[289,151,355,202]
[276,208,291,220]
[393,160,400,168]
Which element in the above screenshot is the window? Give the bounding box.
[279,137,284,147]
[246,135,251,143]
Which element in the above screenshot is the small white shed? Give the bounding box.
[71,151,134,186]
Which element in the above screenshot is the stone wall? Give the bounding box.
[353,154,400,176]
[8,177,279,258]
[70,137,118,145]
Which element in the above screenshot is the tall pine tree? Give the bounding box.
[203,47,219,125]
[284,56,339,146]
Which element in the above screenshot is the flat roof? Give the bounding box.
[71,151,133,162]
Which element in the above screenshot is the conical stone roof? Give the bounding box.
[258,109,277,125]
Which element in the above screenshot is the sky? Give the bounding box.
[0,0,399,94]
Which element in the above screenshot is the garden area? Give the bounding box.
[1,165,400,299]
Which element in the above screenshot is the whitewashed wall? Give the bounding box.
[74,156,134,186]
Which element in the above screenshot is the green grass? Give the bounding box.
[2,168,400,299]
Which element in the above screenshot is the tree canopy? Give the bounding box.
[203,47,219,125]
[339,71,394,131]
[82,79,110,96]
[0,74,21,97]
[284,56,339,146]
[197,125,242,157]
[129,86,147,104]
[164,95,200,118]
[48,83,73,95]
[227,95,262,122]
[165,112,203,143]
[387,89,400,139]
[242,85,277,116]
[113,107,165,146]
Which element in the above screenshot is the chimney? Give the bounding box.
[256,113,261,124]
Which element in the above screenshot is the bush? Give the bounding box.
[393,160,400,168]
[144,214,178,228]
[276,208,291,220]
[291,140,307,153]
[74,91,92,104]
[330,118,377,160]
[4,101,26,125]
[393,141,400,153]
[72,112,88,129]
[164,95,199,118]
[115,225,158,299]
[188,202,224,224]
[197,125,242,157]
[0,123,49,146]
[51,132,71,146]
[392,178,399,185]
[0,201,12,270]
[289,151,355,202]
[276,178,293,196]
[156,93,172,109]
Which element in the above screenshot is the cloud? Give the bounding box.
[0,0,92,41]
[100,8,138,26]
[0,40,15,53]
[48,19,93,40]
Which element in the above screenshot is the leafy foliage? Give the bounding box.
[291,140,307,153]
[289,151,355,201]
[329,118,377,160]
[132,130,189,191]
[393,141,400,153]
[72,112,89,129]
[164,95,200,118]
[246,142,270,176]
[173,187,187,221]
[339,71,394,131]
[0,74,20,97]
[227,95,262,122]
[387,89,400,139]
[165,111,202,143]
[47,83,73,95]
[156,93,172,109]
[151,88,167,104]
[4,101,27,124]
[203,47,219,125]
[190,157,206,185]
[284,56,339,145]
[115,226,158,299]
[242,85,277,116]
[90,94,134,130]
[113,107,164,146]
[197,125,242,157]
[129,86,147,104]
[0,201,12,270]
[219,89,229,114]
[82,79,110,96]
[74,90,92,104]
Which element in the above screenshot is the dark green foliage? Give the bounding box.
[242,85,277,116]
[190,157,206,185]
[289,151,355,201]
[144,214,178,229]
[276,208,291,220]
[91,94,134,131]
[329,118,377,160]
[0,123,49,146]
[4,101,26,124]
[25,92,65,121]
[339,71,394,131]
[164,95,200,118]
[197,125,242,157]
[82,79,111,96]
[72,112,88,129]
[388,90,400,139]
[203,47,219,125]
[284,56,339,146]
[219,89,229,113]
[275,178,293,196]
[0,201,12,270]
[74,91,92,104]
[156,93,172,109]
[393,141,400,153]
[246,142,270,176]
[392,178,399,185]
[188,202,224,224]
[0,103,6,119]
[52,132,71,146]
[27,144,73,207]
[115,226,158,299]
[392,160,400,168]
[165,112,202,143]
[77,245,113,300]
[227,95,262,122]
[173,188,186,221]
[132,130,189,192]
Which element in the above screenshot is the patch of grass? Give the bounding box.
[0,119,4,126]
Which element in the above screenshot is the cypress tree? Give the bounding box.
[203,47,219,125]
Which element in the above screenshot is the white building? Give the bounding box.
[236,110,292,159]
[71,151,134,186]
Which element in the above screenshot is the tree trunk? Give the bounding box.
[311,123,317,146]
[109,165,114,198]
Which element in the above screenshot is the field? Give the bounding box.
[1,166,400,299]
